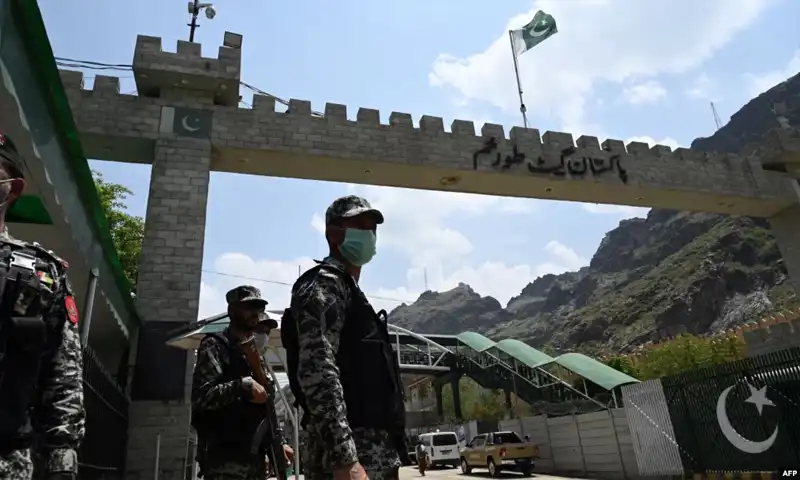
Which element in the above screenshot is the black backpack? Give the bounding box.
[281,265,350,417]
[282,264,392,421]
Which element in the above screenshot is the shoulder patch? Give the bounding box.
[65,296,79,325]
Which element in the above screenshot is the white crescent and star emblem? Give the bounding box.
[528,21,550,38]
[716,382,778,454]
[181,115,201,132]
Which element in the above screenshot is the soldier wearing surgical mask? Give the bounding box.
[0,133,85,480]
[282,196,410,480]
[191,286,293,480]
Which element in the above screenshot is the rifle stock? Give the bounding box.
[240,336,290,479]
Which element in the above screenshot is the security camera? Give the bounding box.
[187,1,195,14]
[204,4,216,19]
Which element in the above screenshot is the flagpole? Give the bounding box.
[508,31,529,129]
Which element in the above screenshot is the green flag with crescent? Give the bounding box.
[510,10,558,57]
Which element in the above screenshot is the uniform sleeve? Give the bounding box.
[36,274,85,475]
[192,337,251,411]
[292,272,358,470]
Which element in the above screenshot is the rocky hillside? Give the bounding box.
[390,74,800,355]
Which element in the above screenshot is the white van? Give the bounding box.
[418,431,460,468]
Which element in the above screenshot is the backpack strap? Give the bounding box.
[203,331,239,367]
[297,263,358,293]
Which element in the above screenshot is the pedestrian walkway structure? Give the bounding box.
[166,316,637,412]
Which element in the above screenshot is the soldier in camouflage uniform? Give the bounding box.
[192,286,293,480]
[0,133,85,480]
[287,195,409,480]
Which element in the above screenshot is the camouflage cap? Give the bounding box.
[256,312,279,330]
[226,285,268,306]
[325,195,384,225]
[0,133,25,178]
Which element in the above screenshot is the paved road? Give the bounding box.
[398,465,592,480]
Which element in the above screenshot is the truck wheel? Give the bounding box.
[460,458,472,475]
[487,458,500,478]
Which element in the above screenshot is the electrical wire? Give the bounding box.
[202,269,414,304]
[54,56,324,117]
[55,57,396,302]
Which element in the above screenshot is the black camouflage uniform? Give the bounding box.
[0,133,85,479]
[290,196,405,480]
[191,286,287,480]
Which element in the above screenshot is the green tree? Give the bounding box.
[93,171,144,293]
[440,378,521,422]
[604,355,640,378]
[634,333,746,380]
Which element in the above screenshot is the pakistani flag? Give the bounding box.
[510,10,558,57]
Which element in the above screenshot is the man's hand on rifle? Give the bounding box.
[282,444,295,463]
[244,376,268,403]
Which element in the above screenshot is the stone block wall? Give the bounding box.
[125,137,210,480]
[744,317,800,357]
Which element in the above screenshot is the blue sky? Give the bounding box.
[39,0,800,321]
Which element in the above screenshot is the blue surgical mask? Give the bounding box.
[339,228,377,267]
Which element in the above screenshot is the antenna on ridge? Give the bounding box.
[424,268,429,291]
[710,102,723,131]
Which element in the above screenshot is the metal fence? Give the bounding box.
[624,347,800,475]
[78,345,129,479]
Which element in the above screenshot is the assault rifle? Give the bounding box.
[239,335,289,480]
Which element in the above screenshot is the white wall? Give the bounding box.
[498,409,639,480]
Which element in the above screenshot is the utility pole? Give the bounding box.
[187,1,216,42]
[188,0,200,42]
[710,102,722,131]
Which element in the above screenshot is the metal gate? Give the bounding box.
[78,346,129,479]
[623,347,800,475]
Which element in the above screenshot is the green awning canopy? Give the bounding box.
[165,312,284,351]
[8,195,53,224]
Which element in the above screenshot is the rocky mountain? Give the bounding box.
[390,74,800,355]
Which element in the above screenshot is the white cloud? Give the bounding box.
[620,81,667,106]
[582,204,648,217]
[372,240,587,312]
[199,240,589,316]
[345,184,536,268]
[685,73,719,101]
[198,182,592,318]
[625,135,682,151]
[304,184,589,311]
[198,253,318,320]
[428,0,773,134]
[744,50,800,97]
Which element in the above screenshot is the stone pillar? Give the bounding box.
[126,136,211,480]
[769,201,800,296]
[450,378,463,421]
[434,384,444,420]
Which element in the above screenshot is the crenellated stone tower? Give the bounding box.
[57,32,800,480]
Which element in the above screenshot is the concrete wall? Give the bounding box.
[744,316,800,357]
[499,409,638,480]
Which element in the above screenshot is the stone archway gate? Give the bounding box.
[56,32,800,480]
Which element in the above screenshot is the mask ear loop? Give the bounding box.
[0,178,20,211]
